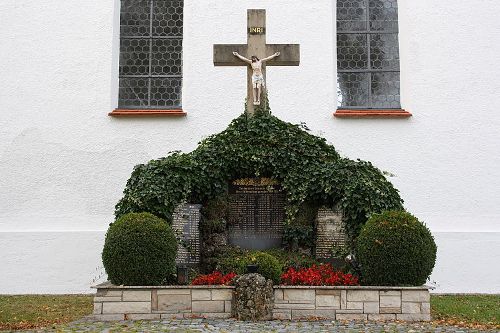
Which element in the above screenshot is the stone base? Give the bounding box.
[92,283,430,322]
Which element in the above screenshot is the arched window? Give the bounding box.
[337,0,400,110]
[118,0,183,110]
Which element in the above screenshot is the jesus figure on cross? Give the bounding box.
[232,51,280,105]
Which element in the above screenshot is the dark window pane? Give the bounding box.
[118,77,149,108]
[150,78,182,107]
[120,0,150,37]
[151,38,183,75]
[370,33,399,70]
[119,38,150,76]
[337,0,367,32]
[153,0,184,36]
[337,34,368,70]
[371,72,400,108]
[337,72,369,108]
[369,0,398,32]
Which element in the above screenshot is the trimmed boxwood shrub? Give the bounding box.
[217,250,283,284]
[356,211,437,286]
[102,212,177,286]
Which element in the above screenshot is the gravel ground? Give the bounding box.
[19,319,499,333]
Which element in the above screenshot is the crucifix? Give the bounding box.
[214,9,300,115]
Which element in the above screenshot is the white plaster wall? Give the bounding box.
[0,0,499,293]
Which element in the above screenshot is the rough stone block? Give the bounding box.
[192,300,224,313]
[347,290,379,302]
[402,302,421,314]
[316,295,340,308]
[380,295,401,308]
[211,289,232,301]
[123,290,151,302]
[380,290,401,296]
[292,309,336,320]
[397,313,431,322]
[380,307,401,314]
[93,302,102,315]
[157,289,191,295]
[336,313,367,321]
[402,290,430,302]
[93,314,125,321]
[274,303,316,310]
[158,294,191,311]
[125,313,161,320]
[346,301,363,310]
[94,296,122,302]
[421,302,431,314]
[96,289,123,297]
[192,289,211,301]
[102,302,151,314]
[284,289,315,302]
[368,314,396,321]
[273,310,291,320]
[363,302,380,314]
[224,301,232,313]
[316,289,341,296]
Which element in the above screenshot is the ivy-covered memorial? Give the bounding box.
[95,9,436,322]
[94,98,438,322]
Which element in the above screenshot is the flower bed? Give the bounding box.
[92,283,430,322]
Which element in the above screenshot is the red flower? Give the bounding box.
[280,264,359,286]
[191,271,237,286]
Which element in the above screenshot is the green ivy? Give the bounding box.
[115,100,404,241]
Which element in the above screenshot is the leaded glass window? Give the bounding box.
[337,0,400,109]
[118,0,183,109]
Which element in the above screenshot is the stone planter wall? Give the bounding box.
[273,286,430,321]
[93,283,233,321]
[93,283,430,322]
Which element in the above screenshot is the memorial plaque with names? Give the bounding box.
[172,203,201,266]
[228,179,286,250]
[315,206,348,260]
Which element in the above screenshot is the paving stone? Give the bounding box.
[29,317,492,333]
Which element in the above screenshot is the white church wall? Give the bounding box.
[0,0,499,293]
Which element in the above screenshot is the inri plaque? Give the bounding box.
[228,178,286,249]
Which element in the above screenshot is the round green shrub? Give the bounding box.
[102,212,178,286]
[356,211,437,286]
[217,250,283,284]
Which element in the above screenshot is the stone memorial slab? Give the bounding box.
[315,206,348,260]
[228,178,285,249]
[172,204,201,265]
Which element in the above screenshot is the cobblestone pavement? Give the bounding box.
[21,319,498,333]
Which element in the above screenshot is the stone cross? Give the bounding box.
[214,9,300,115]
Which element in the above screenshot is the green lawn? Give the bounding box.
[0,294,498,331]
[431,294,499,329]
[0,295,93,331]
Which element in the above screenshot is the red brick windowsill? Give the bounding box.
[109,109,187,117]
[334,109,412,118]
